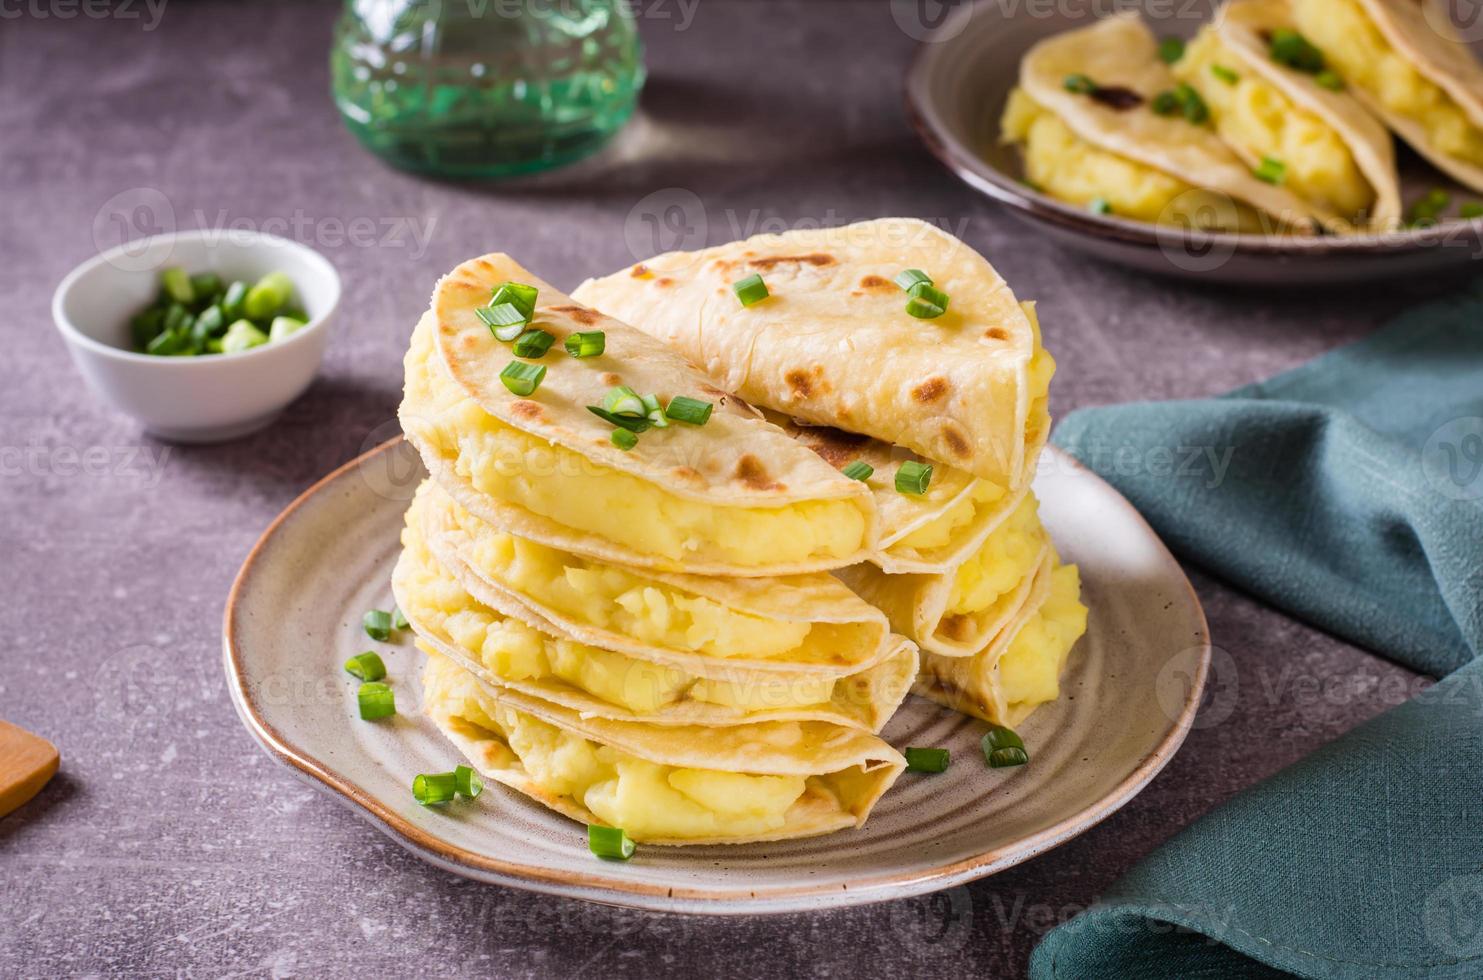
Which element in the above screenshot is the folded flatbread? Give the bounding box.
[401,254,875,577]
[915,559,1089,727]
[1174,0,1401,231]
[1291,0,1483,192]
[423,651,907,844]
[1002,14,1329,232]
[395,484,917,731]
[838,495,1050,657]
[573,219,1053,489]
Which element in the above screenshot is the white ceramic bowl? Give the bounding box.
[53,230,341,442]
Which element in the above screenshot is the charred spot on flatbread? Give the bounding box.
[912,377,950,404]
[549,304,601,325]
[858,275,893,291]
[749,252,836,271]
[942,424,971,459]
[800,428,870,468]
[735,454,785,492]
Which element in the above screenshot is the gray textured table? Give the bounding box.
[0,2,1437,976]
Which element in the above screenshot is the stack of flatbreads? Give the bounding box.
[575,218,1089,731]
[396,254,919,845]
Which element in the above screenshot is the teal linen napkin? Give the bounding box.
[1032,284,1483,979]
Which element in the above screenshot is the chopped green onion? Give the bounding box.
[1461,202,1483,220]
[412,771,457,805]
[982,725,1028,767]
[190,271,222,298]
[895,460,933,495]
[363,609,394,641]
[904,747,950,773]
[243,272,294,321]
[732,273,769,307]
[357,682,396,720]
[193,306,224,339]
[512,329,555,359]
[1151,90,1180,116]
[587,406,652,433]
[1409,189,1452,226]
[490,282,538,320]
[221,319,268,354]
[500,361,546,397]
[1314,69,1344,91]
[476,302,530,342]
[1176,83,1209,124]
[611,428,638,451]
[602,385,647,417]
[564,331,606,358]
[1088,197,1113,216]
[905,282,949,320]
[392,606,409,631]
[841,460,873,482]
[1210,64,1240,85]
[1063,73,1097,94]
[1269,28,1324,74]
[893,269,933,292]
[269,315,307,342]
[665,396,713,426]
[1254,156,1287,185]
[161,266,195,305]
[220,280,248,320]
[588,824,635,861]
[454,764,483,799]
[639,393,669,429]
[344,652,386,682]
[1158,36,1185,64]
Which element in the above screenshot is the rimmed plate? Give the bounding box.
[224,438,1209,914]
[904,0,1483,284]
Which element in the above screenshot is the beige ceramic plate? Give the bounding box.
[224,438,1209,914]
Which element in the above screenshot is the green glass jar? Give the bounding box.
[331,0,644,179]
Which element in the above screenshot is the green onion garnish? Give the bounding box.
[639,393,669,428]
[1176,83,1209,124]
[1314,69,1344,91]
[564,331,605,358]
[363,609,393,641]
[344,652,386,682]
[220,281,248,320]
[665,396,713,426]
[1088,197,1113,216]
[1157,36,1185,64]
[611,429,638,451]
[357,682,396,720]
[1269,28,1324,74]
[512,329,555,359]
[905,283,949,320]
[476,303,530,342]
[500,361,546,396]
[1254,156,1287,185]
[904,747,950,773]
[895,460,933,495]
[243,272,294,321]
[1063,73,1097,94]
[841,460,873,482]
[1211,64,1239,85]
[587,406,652,433]
[588,824,635,861]
[412,771,457,805]
[732,273,769,307]
[454,764,483,799]
[602,385,647,417]
[982,725,1028,768]
[161,266,196,306]
[1461,202,1483,220]
[893,269,933,292]
[392,606,409,631]
[490,281,538,320]
[1151,90,1180,116]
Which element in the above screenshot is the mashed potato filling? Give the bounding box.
[401,519,840,714]
[403,324,866,567]
[997,564,1089,718]
[429,490,874,664]
[430,664,837,840]
[1175,30,1374,219]
[1001,88,1264,231]
[1294,0,1483,168]
[945,495,1045,618]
